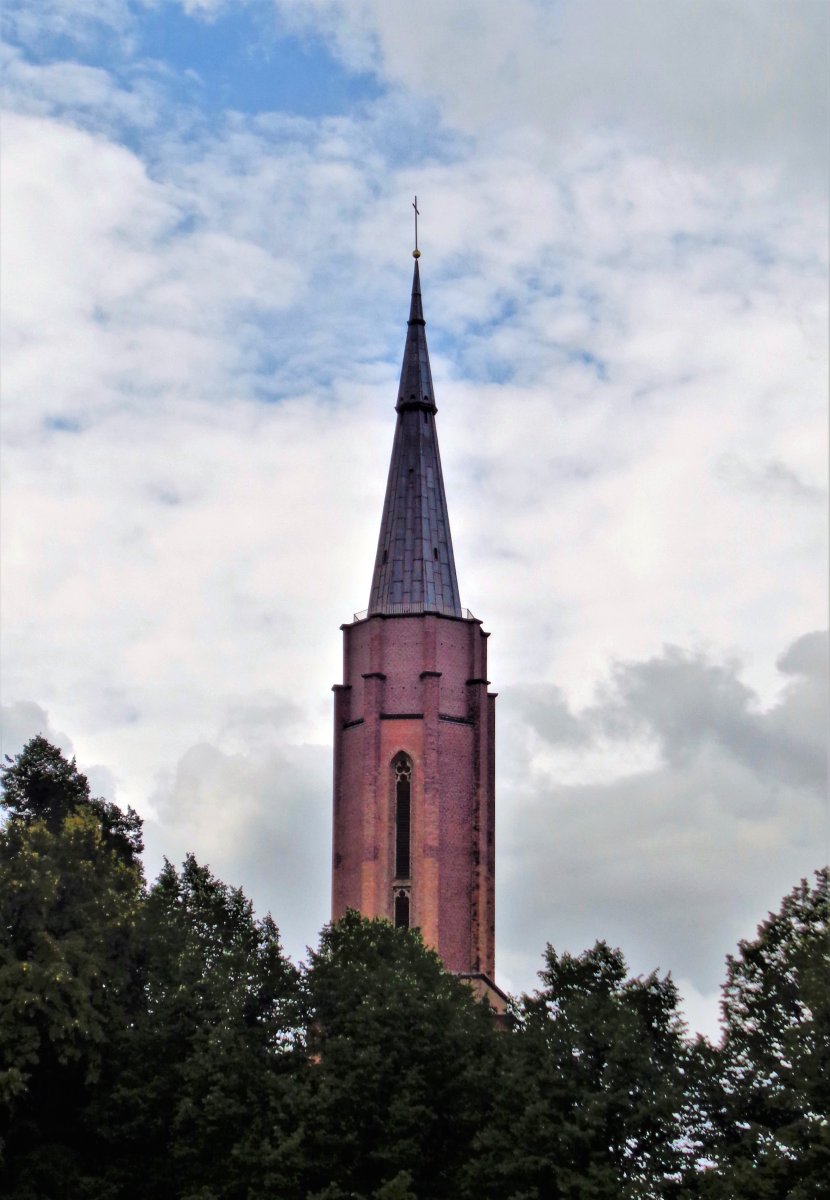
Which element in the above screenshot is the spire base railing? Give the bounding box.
[354,602,478,623]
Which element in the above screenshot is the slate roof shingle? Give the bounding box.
[368,260,462,618]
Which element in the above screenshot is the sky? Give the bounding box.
[2,0,827,1040]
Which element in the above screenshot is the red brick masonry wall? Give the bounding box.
[332,611,496,980]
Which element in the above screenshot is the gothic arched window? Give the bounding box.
[393,754,411,880]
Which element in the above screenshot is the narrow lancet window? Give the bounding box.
[394,755,411,879]
[394,889,410,929]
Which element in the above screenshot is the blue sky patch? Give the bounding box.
[3,0,382,120]
[137,4,382,118]
[44,415,83,433]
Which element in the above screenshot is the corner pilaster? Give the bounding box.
[419,668,441,948]
[360,671,386,915]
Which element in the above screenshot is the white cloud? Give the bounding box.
[675,977,723,1045]
[0,701,118,802]
[274,0,829,183]
[0,701,73,760]
[2,0,134,51]
[1,4,826,1033]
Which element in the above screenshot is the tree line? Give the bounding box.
[1,736,827,1199]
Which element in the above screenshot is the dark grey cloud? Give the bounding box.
[0,701,119,803]
[147,718,332,964]
[778,629,828,678]
[505,682,590,749]
[498,631,828,1005]
[716,454,826,504]
[0,700,73,759]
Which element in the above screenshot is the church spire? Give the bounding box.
[368,257,462,617]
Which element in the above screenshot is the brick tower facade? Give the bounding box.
[332,256,502,1004]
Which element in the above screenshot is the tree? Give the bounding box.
[0,738,145,1196]
[466,941,691,1199]
[91,855,305,1200]
[300,911,500,1200]
[698,869,830,1199]
[9,732,823,1199]
[1,734,142,865]
[0,738,306,1199]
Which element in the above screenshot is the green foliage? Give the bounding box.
[101,854,304,1200]
[2,734,143,864]
[0,739,302,1199]
[0,740,145,1196]
[466,941,691,1199]
[1,736,827,1199]
[697,869,830,1199]
[301,911,499,1199]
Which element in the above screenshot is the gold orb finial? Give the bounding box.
[412,195,420,258]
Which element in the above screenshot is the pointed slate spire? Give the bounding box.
[368,259,462,617]
[396,259,435,413]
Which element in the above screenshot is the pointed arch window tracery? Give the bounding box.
[393,754,411,880]
[392,753,412,929]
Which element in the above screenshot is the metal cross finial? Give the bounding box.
[412,195,421,258]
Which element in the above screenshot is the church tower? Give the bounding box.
[332,250,502,1005]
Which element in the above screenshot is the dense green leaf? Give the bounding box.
[2,736,825,1197]
[697,869,830,1198]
